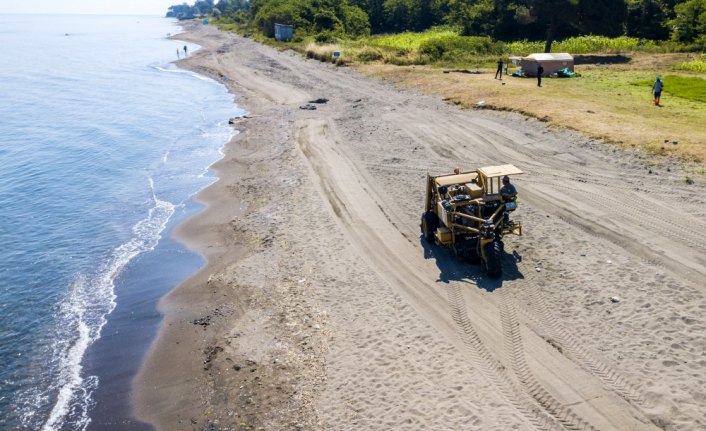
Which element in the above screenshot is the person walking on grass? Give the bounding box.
[495,58,504,80]
[653,76,664,106]
[537,64,544,87]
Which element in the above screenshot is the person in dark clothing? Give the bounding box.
[495,58,504,80]
[501,175,518,224]
[652,76,664,105]
[537,64,544,87]
[183,45,188,57]
[500,176,517,202]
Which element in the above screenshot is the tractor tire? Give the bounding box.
[421,211,438,243]
[483,241,503,278]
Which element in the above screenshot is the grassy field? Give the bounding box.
[355,56,706,165]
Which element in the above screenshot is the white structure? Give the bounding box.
[520,52,574,76]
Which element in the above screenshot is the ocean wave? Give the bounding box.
[151,65,215,82]
[36,178,175,431]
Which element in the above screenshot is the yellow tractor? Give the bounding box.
[421,164,523,277]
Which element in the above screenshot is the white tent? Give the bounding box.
[520,53,574,76]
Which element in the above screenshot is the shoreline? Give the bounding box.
[134,21,706,431]
[132,24,255,428]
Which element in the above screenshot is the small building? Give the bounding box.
[520,53,574,76]
[274,23,293,42]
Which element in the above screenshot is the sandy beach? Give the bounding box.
[134,22,706,431]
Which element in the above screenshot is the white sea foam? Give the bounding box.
[152,65,215,82]
[39,178,175,431]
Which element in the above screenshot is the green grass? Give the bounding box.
[632,75,706,103]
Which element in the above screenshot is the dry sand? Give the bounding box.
[133,22,706,431]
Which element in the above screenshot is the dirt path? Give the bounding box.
[135,23,706,431]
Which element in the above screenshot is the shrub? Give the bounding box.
[419,35,504,60]
[356,47,384,62]
[508,36,658,55]
[674,54,706,72]
[368,28,459,50]
[315,31,338,44]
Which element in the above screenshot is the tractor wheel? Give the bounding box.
[421,211,438,243]
[483,241,503,278]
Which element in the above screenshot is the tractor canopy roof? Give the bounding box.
[478,164,523,178]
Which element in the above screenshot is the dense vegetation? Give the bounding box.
[168,0,706,51]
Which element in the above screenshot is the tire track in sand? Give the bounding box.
[295,117,661,431]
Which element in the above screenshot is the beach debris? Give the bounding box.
[580,252,586,256]
[299,104,317,110]
[475,100,486,107]
[535,266,542,272]
[443,69,481,74]
[203,345,224,370]
[298,278,306,283]
[229,114,254,124]
[610,296,621,303]
[308,98,329,104]
[606,259,612,264]
[193,315,212,327]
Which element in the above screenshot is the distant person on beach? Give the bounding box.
[495,58,504,80]
[183,45,188,57]
[176,48,180,59]
[537,64,544,87]
[652,76,663,105]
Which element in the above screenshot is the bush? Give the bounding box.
[315,31,338,44]
[368,28,459,50]
[674,54,706,72]
[356,47,384,62]
[419,35,504,60]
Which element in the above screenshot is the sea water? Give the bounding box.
[0,15,243,430]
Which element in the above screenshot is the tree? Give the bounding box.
[626,0,671,39]
[166,3,196,19]
[252,0,315,37]
[383,0,421,31]
[670,0,706,42]
[445,0,496,36]
[343,5,372,36]
[216,0,250,14]
[521,0,580,52]
[350,0,387,33]
[577,0,627,38]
